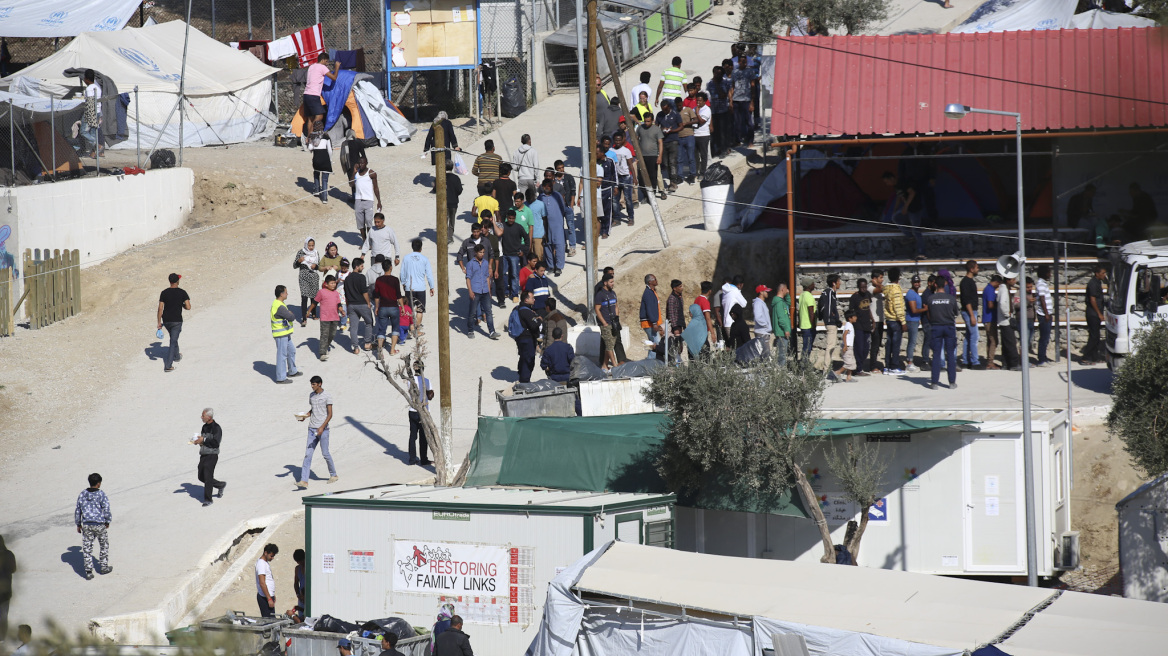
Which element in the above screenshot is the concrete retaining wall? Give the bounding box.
[0,169,193,320]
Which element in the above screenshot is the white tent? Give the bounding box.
[0,21,279,149]
[1068,9,1156,29]
[952,0,1077,33]
[528,541,1168,656]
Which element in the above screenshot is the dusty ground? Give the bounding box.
[1065,420,1145,592]
[197,513,305,622]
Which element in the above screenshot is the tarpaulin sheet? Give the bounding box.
[952,0,1075,33]
[0,0,140,38]
[463,414,968,516]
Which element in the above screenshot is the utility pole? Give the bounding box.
[178,0,193,166]
[594,20,669,248]
[577,0,596,320]
[786,147,797,328]
[586,0,599,269]
[433,123,454,483]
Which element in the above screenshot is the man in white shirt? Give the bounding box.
[721,276,747,328]
[255,543,279,618]
[362,213,401,266]
[693,92,713,179]
[628,71,652,108]
[606,133,636,225]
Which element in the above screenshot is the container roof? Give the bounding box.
[574,542,1054,652]
[303,484,674,512]
[997,588,1168,656]
[822,408,1065,426]
[770,28,1168,138]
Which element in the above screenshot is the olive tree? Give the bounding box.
[736,0,889,38]
[372,326,455,485]
[1108,319,1168,477]
[824,438,889,561]
[644,352,840,562]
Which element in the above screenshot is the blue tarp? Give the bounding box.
[321,69,357,132]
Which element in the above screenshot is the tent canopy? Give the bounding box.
[1,20,278,95]
[0,0,140,38]
[463,414,968,517]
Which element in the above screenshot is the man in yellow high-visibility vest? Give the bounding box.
[272,285,302,384]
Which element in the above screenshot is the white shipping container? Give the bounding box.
[578,378,661,416]
[675,408,1073,578]
[304,486,674,655]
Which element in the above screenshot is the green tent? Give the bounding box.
[463,413,968,518]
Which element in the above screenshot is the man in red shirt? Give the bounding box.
[518,252,539,291]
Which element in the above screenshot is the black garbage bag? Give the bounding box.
[699,162,733,188]
[570,355,607,381]
[609,358,664,378]
[362,617,416,640]
[501,78,527,118]
[513,379,564,393]
[150,148,176,169]
[735,337,769,365]
[314,615,359,634]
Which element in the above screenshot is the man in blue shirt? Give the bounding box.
[464,244,499,339]
[540,327,575,382]
[983,274,1002,370]
[904,275,925,373]
[729,56,758,146]
[538,179,570,276]
[524,262,552,316]
[399,238,435,328]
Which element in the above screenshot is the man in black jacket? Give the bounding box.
[513,291,544,383]
[434,615,474,655]
[193,408,226,507]
[818,273,842,371]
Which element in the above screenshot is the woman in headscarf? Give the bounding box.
[936,269,956,295]
[318,241,342,277]
[681,303,709,360]
[423,110,459,166]
[430,602,456,654]
[294,237,320,325]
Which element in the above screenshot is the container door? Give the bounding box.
[615,512,644,544]
[962,434,1026,573]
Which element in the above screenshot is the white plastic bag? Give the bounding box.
[451,152,469,176]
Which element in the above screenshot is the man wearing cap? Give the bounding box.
[752,285,772,353]
[337,638,354,656]
[157,273,191,372]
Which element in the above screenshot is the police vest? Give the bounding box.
[271,299,294,337]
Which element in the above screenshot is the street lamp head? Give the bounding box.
[944,103,969,119]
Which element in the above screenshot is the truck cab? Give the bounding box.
[1106,238,1168,370]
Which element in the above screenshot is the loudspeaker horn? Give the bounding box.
[996,252,1024,278]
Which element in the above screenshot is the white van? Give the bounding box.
[1106,238,1168,369]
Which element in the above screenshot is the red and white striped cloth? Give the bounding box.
[292,23,325,68]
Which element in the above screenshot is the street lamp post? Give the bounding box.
[945,103,1038,588]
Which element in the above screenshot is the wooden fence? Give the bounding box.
[19,248,81,331]
[0,266,12,336]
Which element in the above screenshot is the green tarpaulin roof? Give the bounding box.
[463,413,969,518]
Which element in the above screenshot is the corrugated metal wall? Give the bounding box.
[771,28,1168,138]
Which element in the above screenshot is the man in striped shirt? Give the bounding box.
[655,56,687,106]
[471,139,503,187]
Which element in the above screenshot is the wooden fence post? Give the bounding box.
[0,266,11,337]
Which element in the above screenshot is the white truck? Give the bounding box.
[1106,238,1168,369]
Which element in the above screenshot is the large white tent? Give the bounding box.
[527,541,1168,656]
[0,21,278,149]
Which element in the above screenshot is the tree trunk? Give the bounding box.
[846,505,871,563]
[793,467,835,563]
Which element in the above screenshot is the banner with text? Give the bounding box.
[393,540,509,595]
